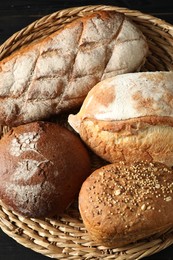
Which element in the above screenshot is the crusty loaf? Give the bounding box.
[0,11,148,126]
[0,121,91,218]
[68,71,173,167]
[79,161,173,247]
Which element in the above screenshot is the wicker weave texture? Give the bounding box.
[1,200,173,260]
[0,5,173,259]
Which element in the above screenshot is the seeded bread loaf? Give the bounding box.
[79,161,173,247]
[0,121,91,218]
[68,71,173,167]
[0,11,148,126]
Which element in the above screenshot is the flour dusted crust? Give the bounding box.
[68,72,173,167]
[0,11,148,126]
[79,161,173,247]
[0,122,91,218]
[69,71,173,127]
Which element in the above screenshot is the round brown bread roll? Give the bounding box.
[79,161,173,247]
[68,71,173,167]
[0,121,91,218]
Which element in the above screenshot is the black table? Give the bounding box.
[0,1,173,259]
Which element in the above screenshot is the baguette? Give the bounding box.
[0,11,148,126]
[68,71,173,167]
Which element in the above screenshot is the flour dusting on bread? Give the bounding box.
[69,71,173,132]
[68,71,173,166]
[0,11,148,126]
[10,132,40,156]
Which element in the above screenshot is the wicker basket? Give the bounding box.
[1,5,173,259]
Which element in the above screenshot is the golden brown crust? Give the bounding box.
[87,115,173,132]
[79,161,173,247]
[79,116,173,167]
[0,121,91,218]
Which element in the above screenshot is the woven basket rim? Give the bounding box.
[1,4,173,60]
[1,4,173,259]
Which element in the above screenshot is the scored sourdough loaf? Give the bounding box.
[0,11,148,126]
[0,121,91,218]
[68,71,173,167]
[79,161,173,247]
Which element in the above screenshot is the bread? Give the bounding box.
[0,11,148,126]
[68,71,173,167]
[79,161,173,247]
[0,121,91,218]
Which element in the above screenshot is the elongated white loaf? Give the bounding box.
[0,11,148,126]
[68,71,173,167]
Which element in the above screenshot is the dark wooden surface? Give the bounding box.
[0,1,173,259]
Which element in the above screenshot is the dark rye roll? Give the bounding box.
[0,121,91,218]
[79,161,173,247]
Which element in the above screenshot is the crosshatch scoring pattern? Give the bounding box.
[1,4,173,259]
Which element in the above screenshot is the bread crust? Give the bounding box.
[0,11,148,126]
[68,72,173,166]
[0,121,91,218]
[79,161,173,247]
[78,116,173,166]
